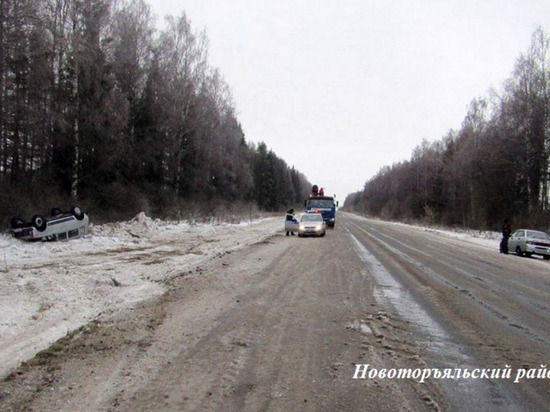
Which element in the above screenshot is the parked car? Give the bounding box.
[507,229,550,260]
[298,212,326,237]
[10,206,89,241]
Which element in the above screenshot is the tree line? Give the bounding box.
[344,28,550,231]
[0,0,310,224]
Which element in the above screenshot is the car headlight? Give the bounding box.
[299,224,305,231]
[316,224,322,230]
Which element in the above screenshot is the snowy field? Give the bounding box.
[0,212,501,378]
[0,213,283,378]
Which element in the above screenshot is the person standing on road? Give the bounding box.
[286,208,296,236]
[500,219,512,254]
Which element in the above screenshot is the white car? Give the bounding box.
[298,212,326,237]
[10,206,89,241]
[508,229,550,260]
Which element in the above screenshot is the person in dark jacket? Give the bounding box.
[500,219,512,254]
[286,208,296,236]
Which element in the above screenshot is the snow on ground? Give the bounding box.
[406,222,501,250]
[0,212,502,378]
[0,213,281,378]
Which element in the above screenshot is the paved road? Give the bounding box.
[1,213,549,411]
[342,213,550,411]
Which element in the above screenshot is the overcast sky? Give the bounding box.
[150,1,550,201]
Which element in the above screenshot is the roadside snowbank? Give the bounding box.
[0,214,281,378]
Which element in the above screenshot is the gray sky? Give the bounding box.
[151,0,550,201]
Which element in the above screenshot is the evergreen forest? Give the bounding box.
[0,0,310,225]
[345,28,550,232]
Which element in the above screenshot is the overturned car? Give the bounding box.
[10,206,89,241]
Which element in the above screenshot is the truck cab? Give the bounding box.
[304,186,338,228]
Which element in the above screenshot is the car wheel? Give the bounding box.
[71,205,85,220]
[10,216,25,229]
[515,246,524,257]
[544,255,550,261]
[31,215,47,232]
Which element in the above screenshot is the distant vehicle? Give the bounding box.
[298,212,326,237]
[508,229,550,260]
[10,206,89,241]
[304,184,338,228]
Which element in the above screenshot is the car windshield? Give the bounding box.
[526,230,550,239]
[301,214,323,222]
